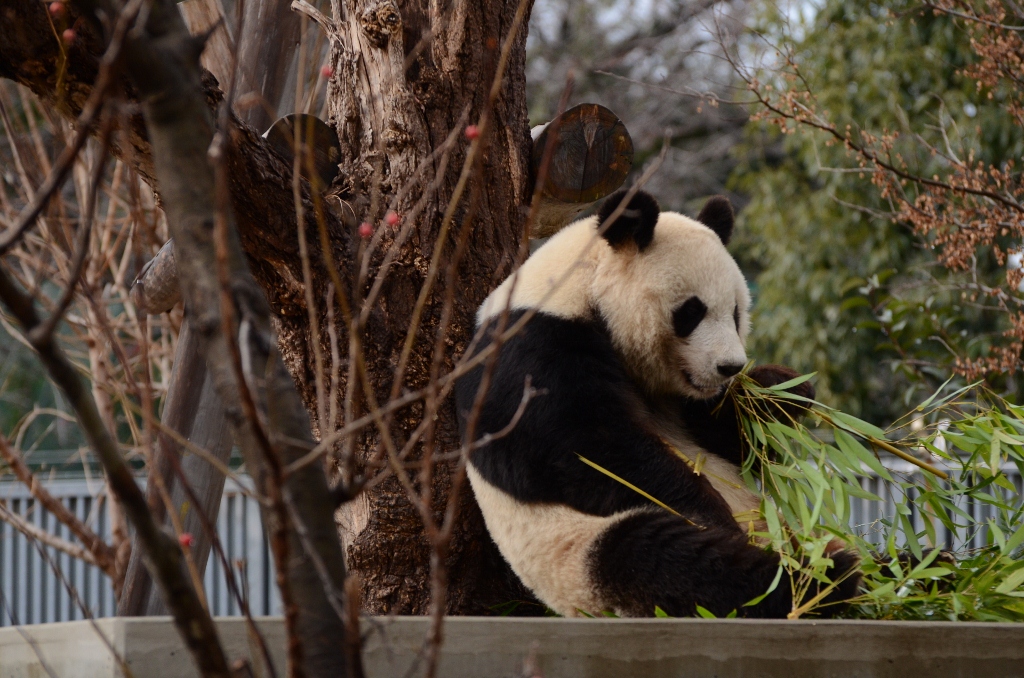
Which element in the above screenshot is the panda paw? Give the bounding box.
[746,364,815,419]
[874,549,957,590]
[802,549,863,618]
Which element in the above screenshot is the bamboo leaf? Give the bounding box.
[994,474,1017,492]
[830,410,889,439]
[900,513,923,561]
[991,521,1007,552]
[1005,522,1024,555]
[694,605,716,619]
[995,567,1024,595]
[835,429,893,482]
[914,377,954,412]
[989,436,1002,475]
[845,483,884,502]
[764,372,817,392]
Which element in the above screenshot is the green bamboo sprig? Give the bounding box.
[731,374,950,480]
[813,410,949,480]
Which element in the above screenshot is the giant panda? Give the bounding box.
[454,189,861,618]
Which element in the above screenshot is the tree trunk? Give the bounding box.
[119,0,307,618]
[0,0,537,615]
[283,0,537,614]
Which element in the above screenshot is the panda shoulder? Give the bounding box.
[477,219,605,324]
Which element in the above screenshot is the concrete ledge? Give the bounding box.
[1,616,1023,677]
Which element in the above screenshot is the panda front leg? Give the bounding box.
[589,510,861,619]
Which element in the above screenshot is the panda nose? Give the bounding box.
[717,362,743,377]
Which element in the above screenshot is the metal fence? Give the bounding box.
[850,458,1024,552]
[1,459,1021,626]
[0,476,279,626]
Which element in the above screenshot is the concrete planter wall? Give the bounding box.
[1,616,1023,677]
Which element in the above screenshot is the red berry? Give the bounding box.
[358,222,373,239]
[178,533,194,548]
[320,65,333,79]
[62,28,75,44]
[385,211,400,227]
[49,2,64,18]
[464,124,480,140]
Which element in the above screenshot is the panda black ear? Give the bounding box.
[596,189,660,252]
[696,196,734,245]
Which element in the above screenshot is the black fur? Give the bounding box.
[672,297,707,338]
[455,311,856,618]
[596,189,660,251]
[590,511,860,618]
[696,195,735,245]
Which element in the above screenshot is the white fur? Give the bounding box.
[479,212,752,400]
[467,465,639,617]
[478,219,600,323]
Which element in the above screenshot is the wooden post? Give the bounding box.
[117,316,234,615]
[118,241,234,615]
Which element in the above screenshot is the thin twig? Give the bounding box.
[163,430,280,678]
[922,2,1024,31]
[29,111,114,345]
[0,502,102,567]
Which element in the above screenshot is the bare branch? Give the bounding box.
[291,0,335,38]
[29,113,114,344]
[0,501,104,568]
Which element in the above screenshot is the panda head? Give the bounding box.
[591,189,751,400]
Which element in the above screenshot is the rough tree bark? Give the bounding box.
[310,0,537,614]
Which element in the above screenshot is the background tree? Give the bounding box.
[731,0,1024,421]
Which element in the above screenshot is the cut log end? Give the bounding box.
[131,240,180,315]
[530,103,633,238]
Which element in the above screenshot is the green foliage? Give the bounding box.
[731,0,1024,421]
[733,374,1024,621]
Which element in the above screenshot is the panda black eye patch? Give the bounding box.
[672,297,707,338]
